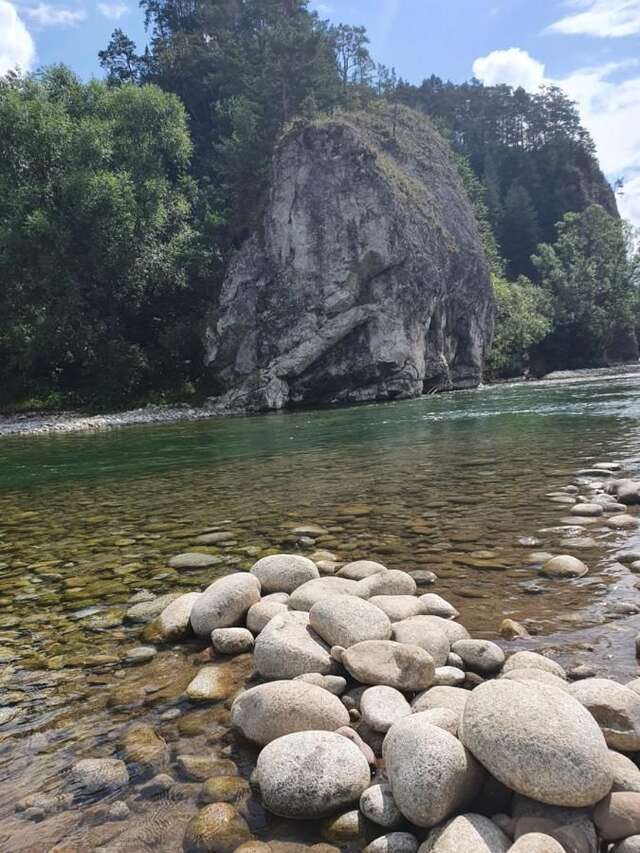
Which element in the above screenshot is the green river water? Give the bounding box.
[1,371,640,851]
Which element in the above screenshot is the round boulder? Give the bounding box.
[540,556,588,579]
[357,571,417,598]
[190,574,261,637]
[383,716,484,827]
[370,596,424,623]
[570,678,640,751]
[459,680,612,807]
[503,651,566,679]
[452,640,505,675]
[419,814,510,853]
[361,686,412,733]
[211,628,254,655]
[342,641,435,691]
[391,617,450,666]
[411,686,470,721]
[418,594,459,620]
[338,560,388,580]
[230,680,349,745]
[246,597,288,634]
[508,834,564,853]
[309,596,392,648]
[288,577,361,611]
[250,554,319,594]
[253,611,335,679]
[256,731,371,819]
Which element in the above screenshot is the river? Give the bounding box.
[1,370,640,850]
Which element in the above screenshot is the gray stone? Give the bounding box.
[433,666,465,687]
[503,651,566,679]
[383,715,483,827]
[246,598,288,634]
[370,595,424,622]
[204,109,492,413]
[250,554,319,593]
[125,593,181,625]
[338,560,389,580]
[452,639,505,675]
[412,686,471,721]
[360,782,403,828]
[168,553,221,570]
[309,596,392,648]
[608,514,639,529]
[410,707,460,736]
[342,640,435,691]
[211,628,255,655]
[294,673,347,695]
[416,615,470,645]
[570,678,640,751]
[190,574,261,637]
[357,571,417,598]
[254,611,335,679]
[609,749,640,793]
[321,809,366,843]
[500,668,570,692]
[418,594,459,619]
[419,814,511,853]
[392,616,450,666]
[125,646,157,664]
[69,758,129,795]
[288,576,361,611]
[614,836,640,853]
[540,556,589,579]
[230,680,349,745]
[361,686,412,733]
[256,730,370,819]
[150,592,201,641]
[570,504,604,517]
[459,680,612,806]
[594,792,640,841]
[364,834,419,853]
[508,834,564,853]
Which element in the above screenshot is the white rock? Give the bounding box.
[383,716,484,827]
[253,611,335,679]
[392,616,450,666]
[357,571,417,598]
[361,686,412,733]
[419,594,459,620]
[570,678,640,751]
[256,731,370,819]
[190,573,261,637]
[508,834,564,853]
[370,595,424,622]
[309,596,392,648]
[433,666,465,687]
[230,680,349,745]
[342,640,434,691]
[416,615,470,645]
[540,555,588,579]
[412,686,470,721]
[452,639,505,675]
[459,680,612,807]
[503,652,566,679]
[246,598,288,634]
[338,560,388,580]
[250,554,319,593]
[419,814,511,853]
[211,628,254,655]
[500,668,570,692]
[288,576,361,611]
[609,749,640,793]
[360,782,403,828]
[294,673,347,695]
[153,592,201,641]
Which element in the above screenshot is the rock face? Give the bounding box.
[204,106,493,412]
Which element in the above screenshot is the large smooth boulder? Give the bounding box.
[500,668,570,693]
[503,651,566,679]
[253,611,335,679]
[361,686,412,733]
[417,615,470,645]
[338,560,388,580]
[288,576,361,611]
[383,716,484,827]
[418,594,459,620]
[230,680,349,745]
[570,678,640,751]
[246,595,288,634]
[250,554,319,594]
[148,592,201,641]
[459,680,612,807]
[357,571,417,598]
[342,641,434,691]
[190,574,261,637]
[412,686,470,721]
[256,731,370,819]
[211,628,254,655]
[309,596,392,648]
[452,639,505,675]
[391,617,450,666]
[370,596,424,623]
[360,782,403,828]
[419,814,510,853]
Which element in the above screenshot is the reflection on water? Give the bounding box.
[1,372,640,850]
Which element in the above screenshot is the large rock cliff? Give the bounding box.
[205,105,494,412]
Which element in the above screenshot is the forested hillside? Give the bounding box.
[0,0,638,409]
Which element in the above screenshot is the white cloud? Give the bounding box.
[472,48,545,93]
[0,0,35,74]
[26,2,85,25]
[548,0,640,38]
[97,1,127,19]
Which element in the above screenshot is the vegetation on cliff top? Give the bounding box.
[0,0,638,408]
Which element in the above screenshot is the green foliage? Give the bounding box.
[531,205,640,366]
[0,68,211,404]
[488,275,552,376]
[500,182,540,279]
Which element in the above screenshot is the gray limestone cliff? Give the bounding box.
[204,105,494,412]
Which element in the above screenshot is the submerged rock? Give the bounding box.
[69,758,129,795]
[183,803,251,853]
[204,107,493,413]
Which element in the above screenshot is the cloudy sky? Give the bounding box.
[1,0,639,225]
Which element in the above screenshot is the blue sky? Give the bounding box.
[2,0,640,224]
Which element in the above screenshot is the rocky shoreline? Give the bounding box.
[36,465,640,853]
[2,364,640,438]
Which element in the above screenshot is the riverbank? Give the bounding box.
[3,364,640,438]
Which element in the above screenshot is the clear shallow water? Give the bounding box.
[1,373,640,850]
